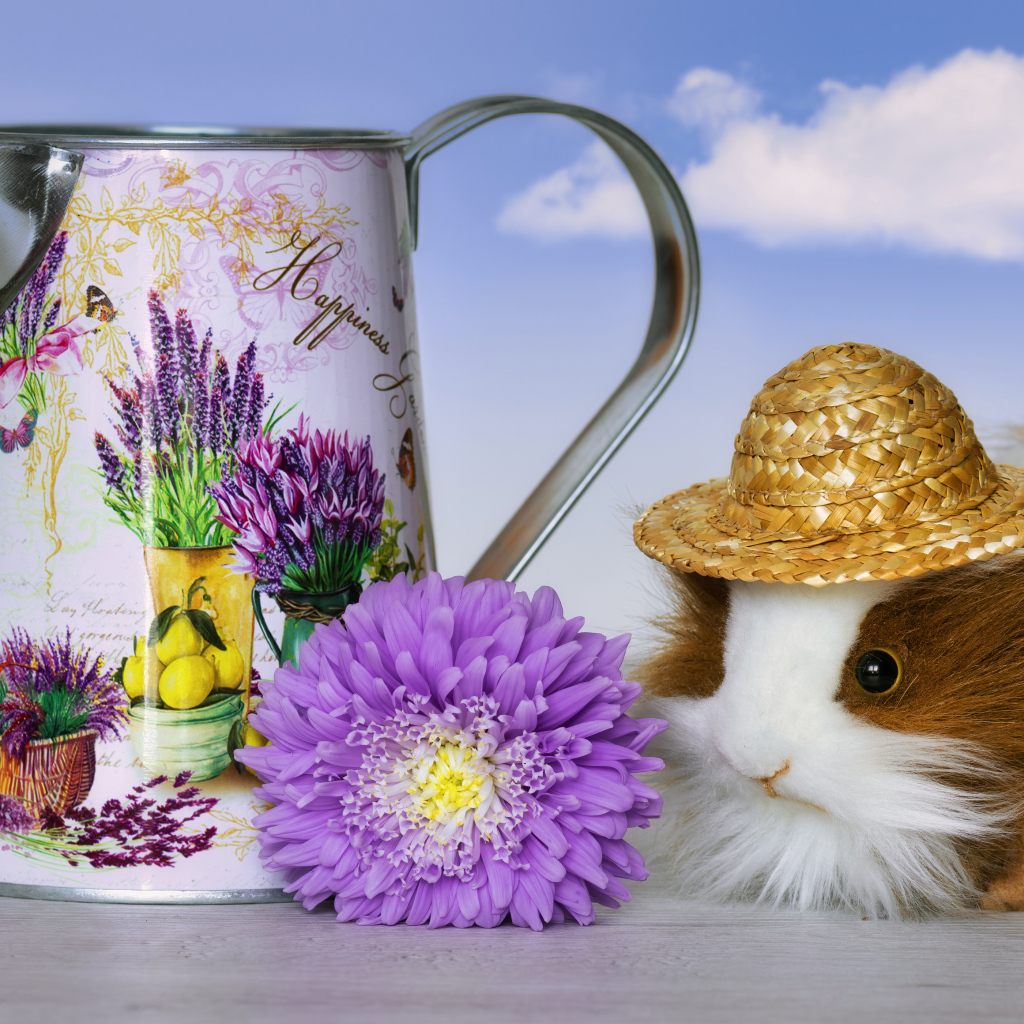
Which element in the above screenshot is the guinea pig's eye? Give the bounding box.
[854,649,903,694]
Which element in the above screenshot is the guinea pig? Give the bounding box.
[633,343,1024,918]
[640,560,1024,918]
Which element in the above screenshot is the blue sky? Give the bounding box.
[3,1,1024,642]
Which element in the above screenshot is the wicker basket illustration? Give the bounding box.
[0,728,99,817]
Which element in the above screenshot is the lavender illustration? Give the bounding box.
[0,773,217,869]
[0,231,69,415]
[0,230,95,444]
[0,628,126,760]
[94,291,274,547]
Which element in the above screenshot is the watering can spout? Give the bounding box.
[0,143,82,319]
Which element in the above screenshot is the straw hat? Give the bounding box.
[634,343,1024,586]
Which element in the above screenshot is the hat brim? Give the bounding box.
[634,465,1024,586]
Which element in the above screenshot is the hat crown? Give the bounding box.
[722,343,997,538]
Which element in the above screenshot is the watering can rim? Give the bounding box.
[0,125,410,150]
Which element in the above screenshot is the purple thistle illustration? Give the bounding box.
[93,292,271,547]
[210,416,386,594]
[239,574,666,928]
[0,628,127,760]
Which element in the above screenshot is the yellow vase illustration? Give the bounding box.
[127,546,255,782]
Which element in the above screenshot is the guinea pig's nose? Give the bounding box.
[715,740,793,794]
[750,761,791,798]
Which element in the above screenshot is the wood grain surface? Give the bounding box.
[2,880,1023,1024]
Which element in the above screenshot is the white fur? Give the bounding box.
[654,579,1013,917]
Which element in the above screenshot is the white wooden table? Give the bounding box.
[2,879,1022,1023]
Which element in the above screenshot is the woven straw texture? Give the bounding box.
[0,728,98,817]
[635,343,1024,585]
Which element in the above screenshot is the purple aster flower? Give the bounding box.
[239,574,666,929]
[0,794,35,834]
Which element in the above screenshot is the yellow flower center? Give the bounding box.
[408,742,489,823]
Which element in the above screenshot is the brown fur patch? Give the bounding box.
[980,845,1024,911]
[839,555,1024,900]
[638,569,729,699]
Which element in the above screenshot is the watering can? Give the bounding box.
[0,97,698,903]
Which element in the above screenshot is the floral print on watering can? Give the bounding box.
[0,142,431,899]
[0,102,699,902]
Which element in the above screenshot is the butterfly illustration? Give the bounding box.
[398,427,416,490]
[392,285,405,312]
[86,285,119,323]
[1,409,38,453]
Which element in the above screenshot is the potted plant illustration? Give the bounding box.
[94,291,274,781]
[0,628,126,817]
[209,417,386,667]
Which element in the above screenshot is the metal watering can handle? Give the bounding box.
[405,95,701,583]
[0,144,82,318]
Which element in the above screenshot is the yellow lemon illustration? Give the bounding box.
[243,722,270,747]
[158,655,215,710]
[241,721,270,775]
[155,615,204,664]
[122,656,145,699]
[134,636,146,658]
[205,640,245,689]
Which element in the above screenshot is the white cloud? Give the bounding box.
[682,49,1024,259]
[500,49,1024,259]
[496,140,647,242]
[667,67,760,130]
